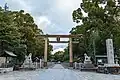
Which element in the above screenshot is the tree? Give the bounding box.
[0,7,53,63]
[54,51,64,62]
[71,0,120,62]
[63,47,69,62]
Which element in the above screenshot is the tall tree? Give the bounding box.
[0,7,53,62]
[71,0,120,62]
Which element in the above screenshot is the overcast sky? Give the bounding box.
[0,0,82,54]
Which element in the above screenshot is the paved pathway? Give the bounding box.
[0,64,120,80]
[39,64,80,80]
[51,64,64,69]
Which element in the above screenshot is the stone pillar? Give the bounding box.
[69,38,73,67]
[105,39,119,66]
[40,59,42,68]
[44,38,48,67]
[35,62,37,68]
[74,62,77,69]
[106,39,114,64]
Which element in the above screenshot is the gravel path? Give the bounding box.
[0,64,120,80]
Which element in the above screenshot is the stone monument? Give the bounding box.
[21,53,35,70]
[104,39,119,67]
[97,39,120,74]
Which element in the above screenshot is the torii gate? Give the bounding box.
[39,34,82,67]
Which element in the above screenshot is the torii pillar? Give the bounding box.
[44,37,48,67]
[69,38,73,67]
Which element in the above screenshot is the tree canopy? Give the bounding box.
[70,0,120,62]
[53,51,64,62]
[0,7,53,62]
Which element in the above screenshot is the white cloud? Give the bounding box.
[6,0,82,34]
[34,16,51,29]
[52,0,82,33]
[54,0,81,12]
[53,0,80,23]
[6,0,32,12]
[5,0,82,49]
[39,16,51,24]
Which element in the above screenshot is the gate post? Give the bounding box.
[69,38,73,67]
[44,37,48,67]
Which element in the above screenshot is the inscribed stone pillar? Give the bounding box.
[106,39,114,64]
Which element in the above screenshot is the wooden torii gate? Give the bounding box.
[39,34,82,67]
